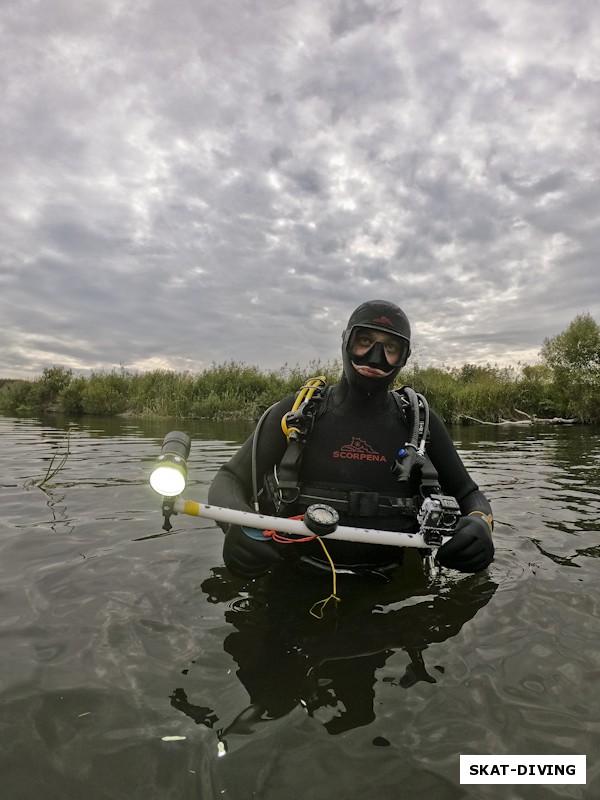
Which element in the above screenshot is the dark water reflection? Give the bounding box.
[1,414,599,799]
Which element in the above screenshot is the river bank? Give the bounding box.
[1,360,597,423]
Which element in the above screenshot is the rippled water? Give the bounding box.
[1,414,599,799]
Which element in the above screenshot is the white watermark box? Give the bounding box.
[460,755,586,784]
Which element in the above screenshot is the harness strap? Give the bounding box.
[296,486,420,517]
[276,440,304,496]
[419,456,441,495]
[277,382,331,498]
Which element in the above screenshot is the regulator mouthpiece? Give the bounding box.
[149,431,191,497]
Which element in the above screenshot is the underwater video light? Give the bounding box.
[149,431,191,497]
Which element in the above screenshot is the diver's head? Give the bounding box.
[342,300,411,393]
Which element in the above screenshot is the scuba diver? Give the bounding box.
[207,299,494,581]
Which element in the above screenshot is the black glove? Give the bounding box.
[436,514,494,573]
[223,524,283,579]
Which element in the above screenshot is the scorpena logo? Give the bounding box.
[333,437,387,462]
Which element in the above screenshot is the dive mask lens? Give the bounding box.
[348,327,408,368]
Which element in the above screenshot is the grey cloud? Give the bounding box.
[500,170,571,198]
[285,168,325,195]
[1,0,599,378]
[330,0,381,39]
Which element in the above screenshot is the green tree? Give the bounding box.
[540,313,600,421]
[34,366,73,409]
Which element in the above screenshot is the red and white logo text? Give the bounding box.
[333,437,387,462]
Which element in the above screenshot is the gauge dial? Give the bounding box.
[304,503,339,535]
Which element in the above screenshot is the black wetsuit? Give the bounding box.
[208,376,492,570]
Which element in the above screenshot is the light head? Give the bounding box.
[149,431,191,497]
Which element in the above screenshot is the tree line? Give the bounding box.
[1,313,599,423]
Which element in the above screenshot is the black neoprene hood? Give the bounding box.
[342,299,412,394]
[345,300,411,344]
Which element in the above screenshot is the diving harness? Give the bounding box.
[249,378,460,594]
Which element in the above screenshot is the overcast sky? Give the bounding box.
[2,0,599,379]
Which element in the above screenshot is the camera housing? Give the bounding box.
[417,494,461,546]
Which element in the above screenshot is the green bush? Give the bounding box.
[0,379,34,411]
[128,370,195,416]
[33,366,73,408]
[59,377,87,414]
[82,371,130,415]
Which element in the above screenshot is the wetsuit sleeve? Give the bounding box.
[207,395,295,522]
[426,410,493,520]
[426,410,494,573]
[207,434,256,522]
[208,395,297,579]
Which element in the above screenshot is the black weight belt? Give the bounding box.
[296,485,420,518]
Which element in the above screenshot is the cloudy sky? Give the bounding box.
[2,0,599,379]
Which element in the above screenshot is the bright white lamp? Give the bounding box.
[149,431,191,497]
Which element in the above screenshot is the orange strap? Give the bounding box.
[262,515,305,538]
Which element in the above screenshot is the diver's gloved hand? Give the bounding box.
[223,524,283,579]
[436,514,494,573]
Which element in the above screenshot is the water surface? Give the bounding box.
[1,414,599,799]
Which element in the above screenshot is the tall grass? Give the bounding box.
[0,362,342,421]
[0,359,592,422]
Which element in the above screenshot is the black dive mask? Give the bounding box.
[345,327,410,372]
[340,300,412,395]
[341,346,400,394]
[349,340,394,372]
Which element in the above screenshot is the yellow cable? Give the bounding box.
[309,537,341,619]
[279,374,336,618]
[281,376,327,439]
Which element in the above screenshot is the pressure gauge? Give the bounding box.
[304,504,340,536]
